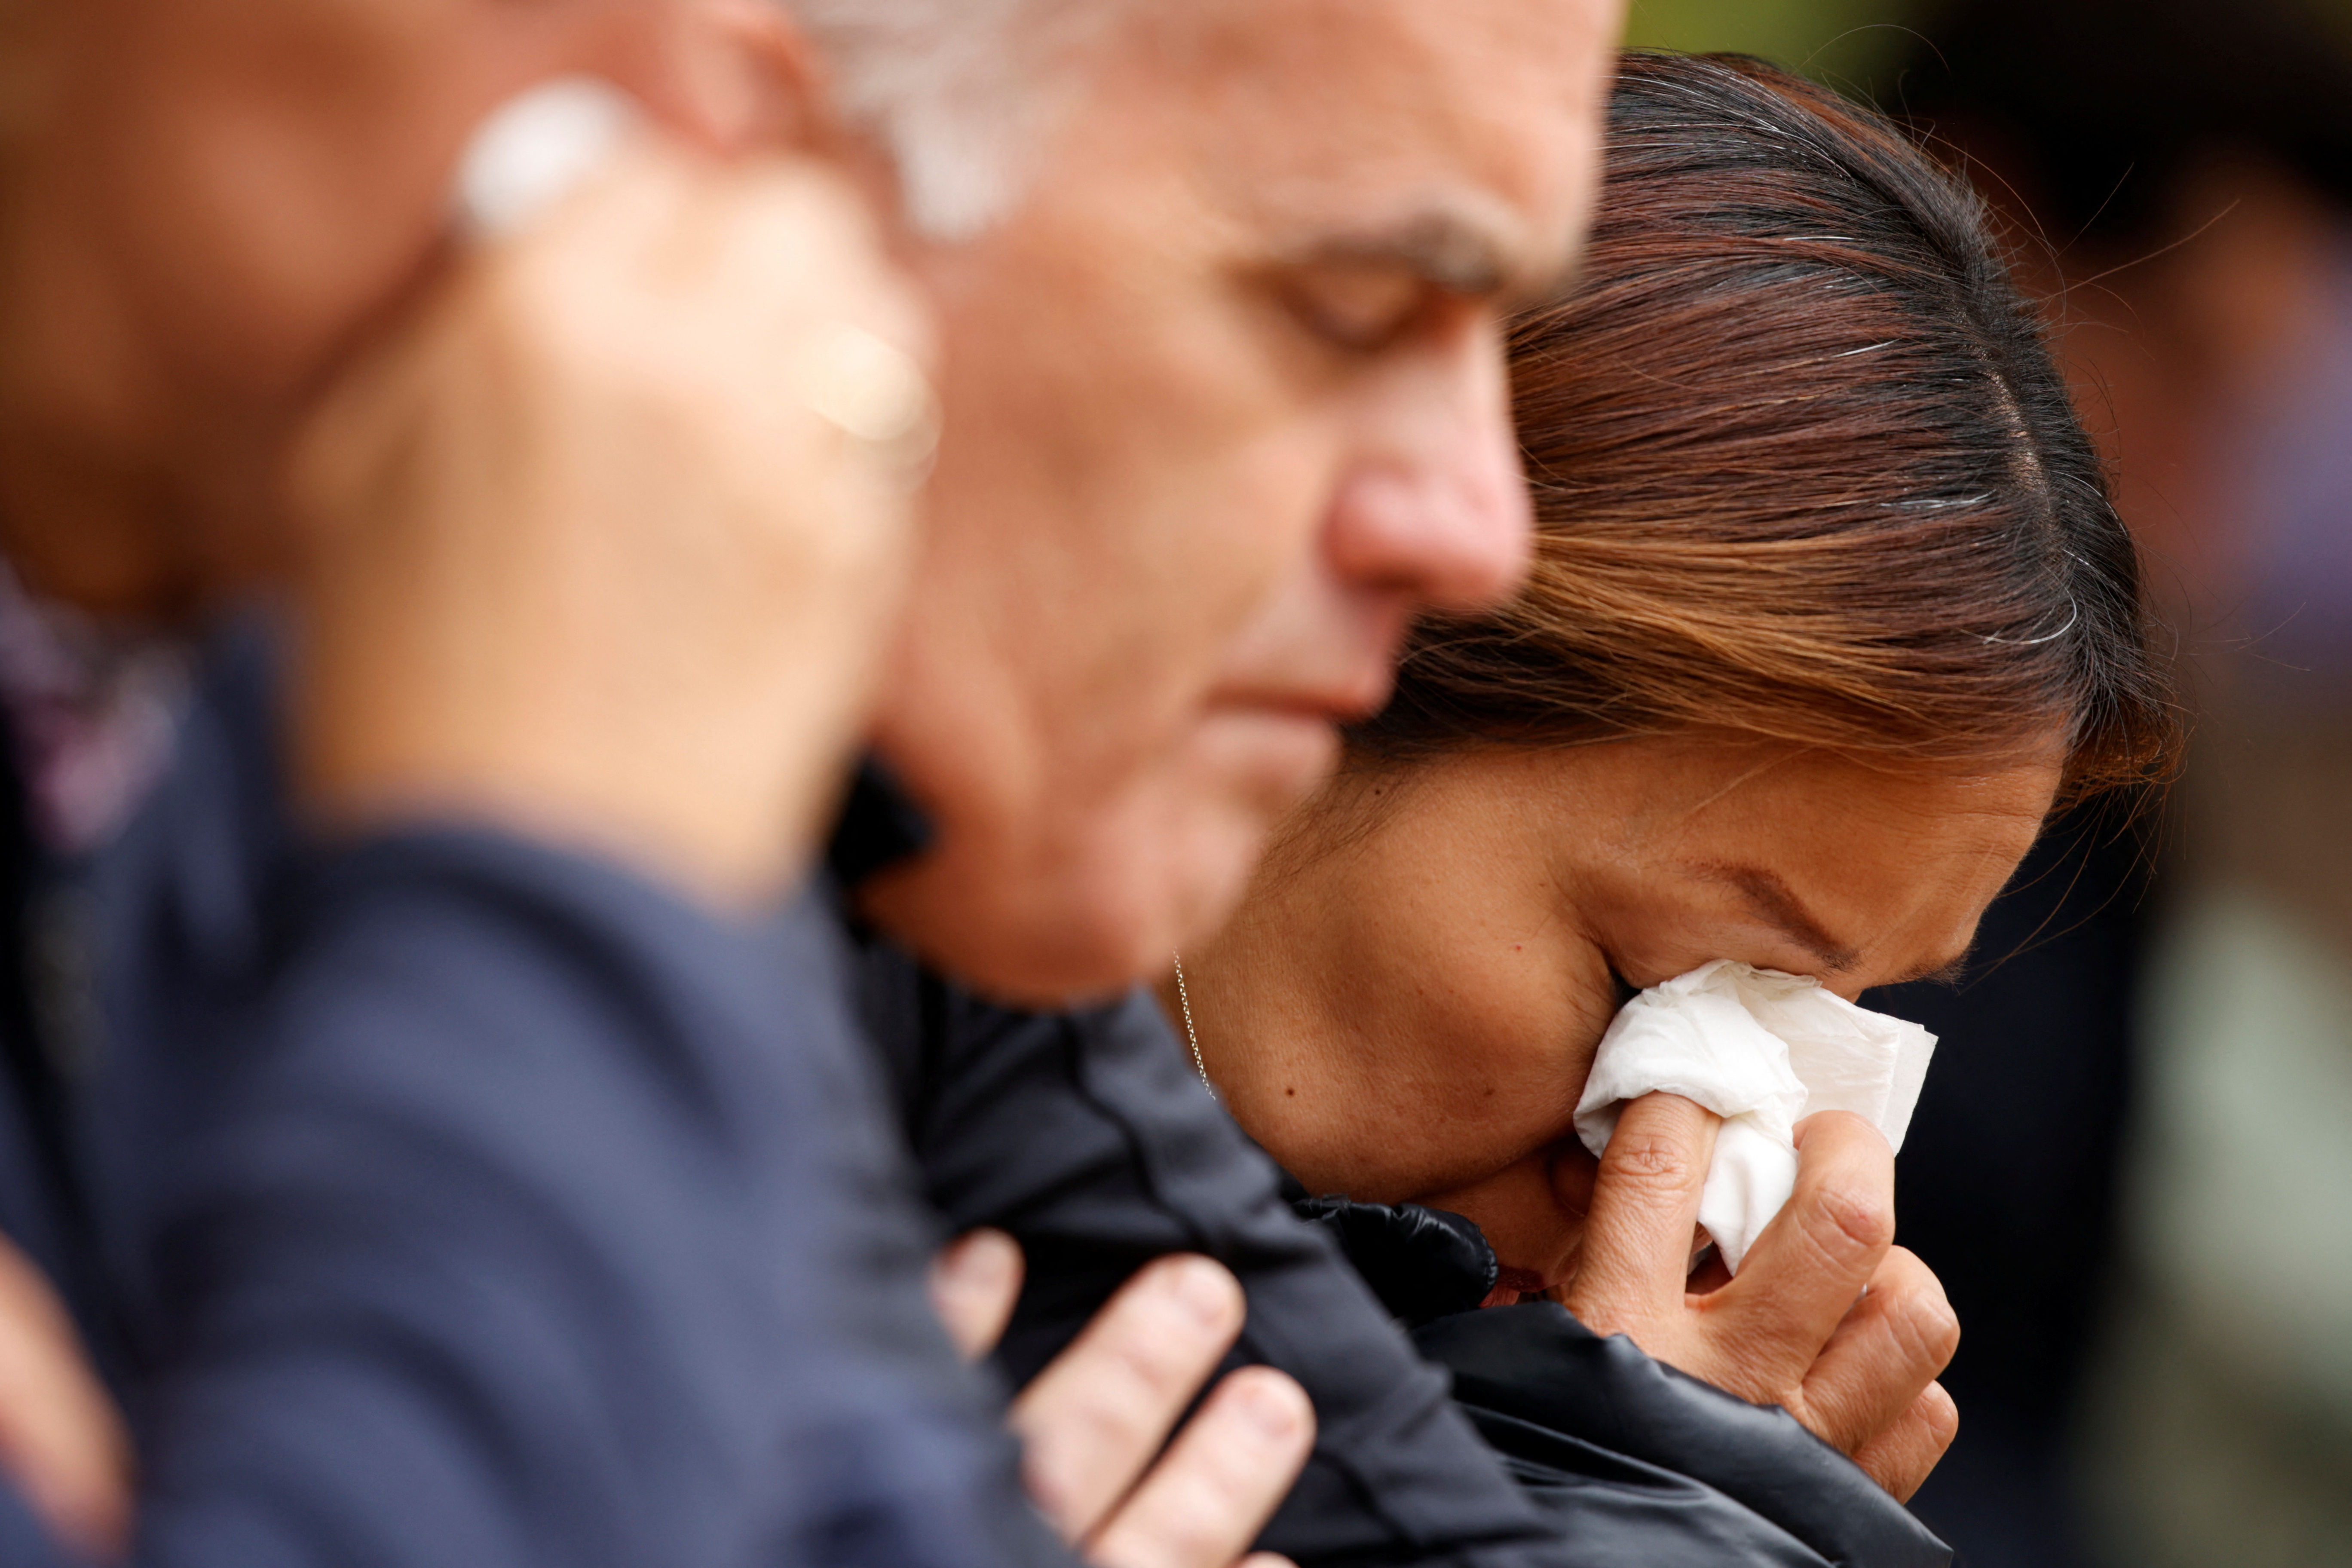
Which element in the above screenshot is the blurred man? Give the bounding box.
[0,0,1317,1563]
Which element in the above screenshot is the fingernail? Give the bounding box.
[1162,1256,1239,1330]
[453,77,640,240]
[1235,1373,1308,1441]
[957,1230,1020,1291]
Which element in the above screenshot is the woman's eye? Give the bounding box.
[1284,264,1430,352]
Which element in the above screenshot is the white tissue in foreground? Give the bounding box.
[1571,960,1936,1274]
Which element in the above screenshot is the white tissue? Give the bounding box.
[453,77,640,241]
[1571,961,1936,1274]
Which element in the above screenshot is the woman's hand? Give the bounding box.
[1558,1094,1960,1501]
[932,1232,1310,1568]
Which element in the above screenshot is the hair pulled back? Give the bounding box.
[1354,52,2177,803]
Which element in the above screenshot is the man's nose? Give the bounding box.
[1323,323,1535,614]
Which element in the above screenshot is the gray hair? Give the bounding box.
[776,0,1126,239]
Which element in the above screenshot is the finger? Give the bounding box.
[1239,1558,1300,1568]
[1849,1380,1960,1503]
[717,157,926,344]
[0,1240,131,1560]
[1566,1093,1719,1330]
[1711,1111,1895,1389]
[928,1230,1026,1363]
[494,137,707,292]
[640,156,938,493]
[470,144,703,333]
[1798,1246,1959,1455]
[1084,1367,1315,1568]
[1009,1256,1246,1545]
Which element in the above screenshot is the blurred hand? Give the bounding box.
[288,133,932,906]
[0,1237,130,1560]
[1559,1096,1960,1501]
[931,1231,1310,1568]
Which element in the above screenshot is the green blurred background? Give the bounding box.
[1622,0,1926,92]
[1622,0,2352,98]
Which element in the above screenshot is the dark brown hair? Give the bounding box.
[1353,52,2178,802]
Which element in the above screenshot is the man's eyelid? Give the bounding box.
[1286,265,1439,350]
[1286,232,1516,310]
[1303,263,1427,312]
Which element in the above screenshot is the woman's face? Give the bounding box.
[1184,733,2061,1299]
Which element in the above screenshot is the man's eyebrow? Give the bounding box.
[1295,196,1559,303]
[1691,863,1864,974]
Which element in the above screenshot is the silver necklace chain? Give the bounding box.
[1170,953,1213,1093]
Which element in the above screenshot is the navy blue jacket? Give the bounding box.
[0,633,1068,1568]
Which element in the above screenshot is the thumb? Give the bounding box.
[1564,1092,1719,1332]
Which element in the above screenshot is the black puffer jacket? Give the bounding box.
[1295,1197,1953,1568]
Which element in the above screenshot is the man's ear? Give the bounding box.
[604,0,907,236]
[664,0,839,156]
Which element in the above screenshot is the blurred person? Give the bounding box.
[1167,52,2172,1565]
[0,0,1327,1564]
[1878,2,2352,1564]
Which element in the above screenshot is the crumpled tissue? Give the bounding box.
[1571,960,1936,1274]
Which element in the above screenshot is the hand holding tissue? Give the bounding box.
[1572,962,1936,1274]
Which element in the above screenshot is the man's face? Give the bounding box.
[0,0,733,614]
[865,0,1622,1004]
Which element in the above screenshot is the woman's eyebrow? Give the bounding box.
[1689,862,1863,973]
